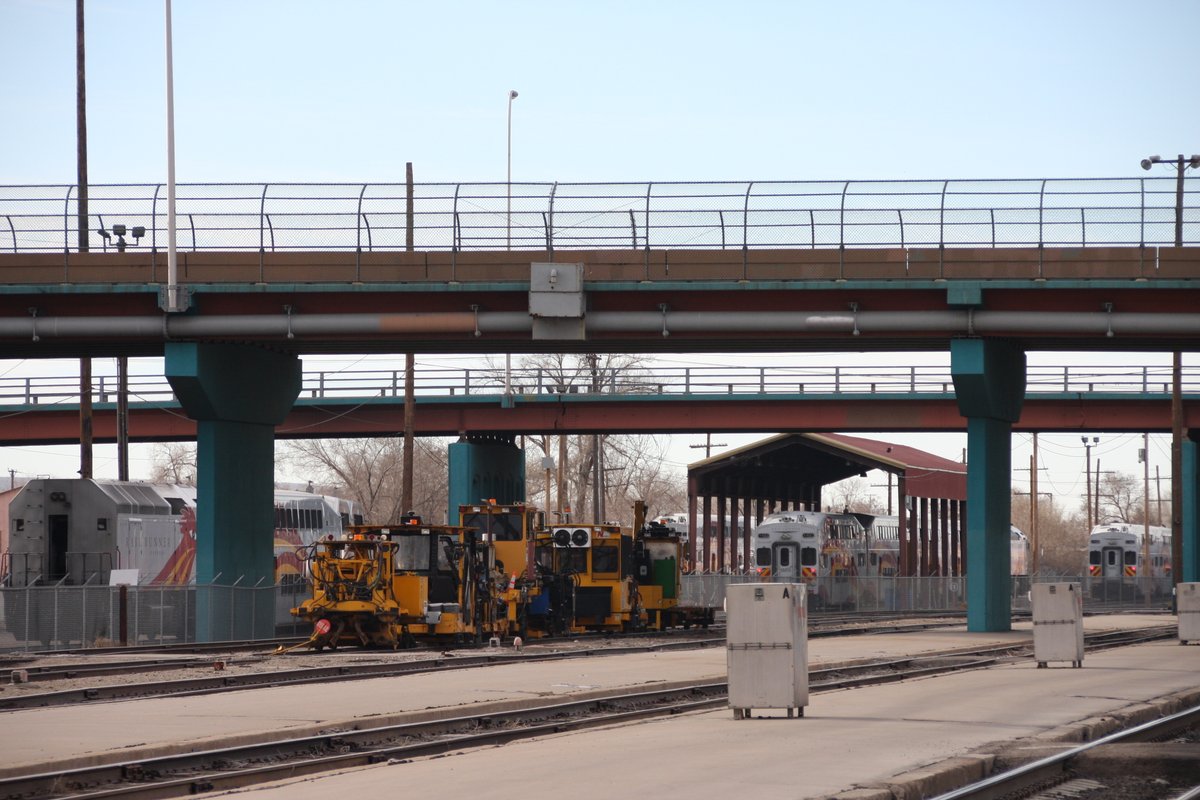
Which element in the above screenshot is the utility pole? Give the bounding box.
[402,353,415,512]
[689,434,727,460]
[1141,433,1150,575]
[76,0,93,480]
[1031,434,1040,574]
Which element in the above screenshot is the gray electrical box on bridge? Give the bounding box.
[530,262,584,340]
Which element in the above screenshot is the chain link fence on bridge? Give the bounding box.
[1,178,1196,253]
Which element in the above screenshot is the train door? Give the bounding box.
[48,514,68,582]
[772,542,800,580]
[1101,547,1123,579]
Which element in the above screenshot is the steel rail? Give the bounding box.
[929,701,1200,800]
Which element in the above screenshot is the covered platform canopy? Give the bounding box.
[685,432,967,576]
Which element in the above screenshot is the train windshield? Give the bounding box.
[393,532,432,572]
[1088,551,1101,565]
[461,512,523,541]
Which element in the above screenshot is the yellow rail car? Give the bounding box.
[290,520,507,650]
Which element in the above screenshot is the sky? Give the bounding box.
[2,0,1198,520]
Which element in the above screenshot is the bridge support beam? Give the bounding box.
[165,343,302,642]
[951,338,1026,632]
[447,434,526,522]
[1184,434,1200,583]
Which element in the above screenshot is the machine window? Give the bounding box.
[755,547,771,567]
[394,534,431,571]
[1124,551,1137,566]
[778,547,791,567]
[801,547,817,567]
[1088,551,1101,565]
[591,546,619,573]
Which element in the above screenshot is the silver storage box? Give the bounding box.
[1032,582,1084,668]
[726,583,807,718]
[1178,583,1200,644]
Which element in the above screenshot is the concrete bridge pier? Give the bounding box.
[951,338,1026,632]
[447,433,527,521]
[1184,434,1200,583]
[165,343,302,642]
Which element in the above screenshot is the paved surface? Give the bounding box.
[1,614,1196,799]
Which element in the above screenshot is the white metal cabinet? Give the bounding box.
[1032,582,1084,668]
[726,583,807,718]
[1178,583,1200,644]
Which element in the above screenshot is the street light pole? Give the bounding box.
[507,89,518,250]
[1141,153,1199,247]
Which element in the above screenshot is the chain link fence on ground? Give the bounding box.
[0,574,1172,653]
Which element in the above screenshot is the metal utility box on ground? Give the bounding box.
[1178,583,1200,644]
[726,583,807,718]
[1032,582,1084,668]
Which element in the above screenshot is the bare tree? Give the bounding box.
[282,437,450,524]
[826,477,885,514]
[148,442,197,485]
[1095,471,1144,524]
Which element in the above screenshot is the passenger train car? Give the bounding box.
[1086,522,1172,599]
[2,478,362,588]
[751,511,1032,609]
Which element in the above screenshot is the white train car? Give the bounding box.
[1086,521,1171,591]
[3,478,362,588]
[751,510,870,608]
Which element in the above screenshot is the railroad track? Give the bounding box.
[2,622,1170,711]
[929,702,1200,800]
[0,626,1179,800]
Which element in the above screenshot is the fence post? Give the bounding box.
[119,584,128,645]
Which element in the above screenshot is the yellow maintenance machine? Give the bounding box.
[459,499,693,637]
[288,516,507,650]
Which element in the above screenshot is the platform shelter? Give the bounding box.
[684,433,967,577]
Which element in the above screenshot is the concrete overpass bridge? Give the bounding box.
[1,177,1197,636]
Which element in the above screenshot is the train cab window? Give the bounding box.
[801,547,817,567]
[436,536,455,572]
[755,547,771,567]
[561,549,587,573]
[1106,551,1117,566]
[1124,551,1137,566]
[394,534,431,572]
[1088,551,1101,565]
[592,546,619,574]
[777,547,791,567]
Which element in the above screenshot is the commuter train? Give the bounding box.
[287,500,707,650]
[1086,522,1172,600]
[750,511,1031,609]
[2,478,363,588]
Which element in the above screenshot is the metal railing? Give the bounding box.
[1,178,1195,253]
[0,363,1195,408]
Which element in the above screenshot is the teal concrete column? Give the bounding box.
[951,338,1026,632]
[1184,436,1200,583]
[165,343,302,642]
[448,434,527,523]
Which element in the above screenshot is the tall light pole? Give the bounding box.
[1082,435,1099,530]
[507,89,518,250]
[1141,154,1199,247]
